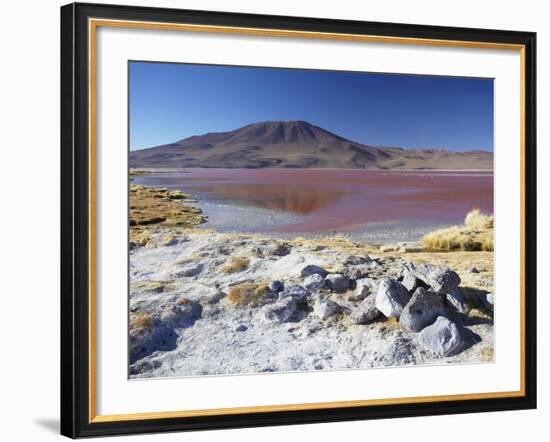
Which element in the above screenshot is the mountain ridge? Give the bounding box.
[130,120,493,170]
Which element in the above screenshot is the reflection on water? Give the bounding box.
[191,184,346,215]
[133,168,494,234]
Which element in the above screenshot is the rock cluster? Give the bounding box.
[248,261,487,357]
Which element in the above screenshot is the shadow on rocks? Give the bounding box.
[447,309,493,327]
[461,314,493,327]
[458,327,483,353]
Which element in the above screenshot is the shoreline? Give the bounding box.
[129,183,494,283]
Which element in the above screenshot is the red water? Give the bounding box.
[135,169,493,233]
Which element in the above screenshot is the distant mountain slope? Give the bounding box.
[130,120,493,170]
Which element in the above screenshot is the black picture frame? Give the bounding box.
[61,2,537,438]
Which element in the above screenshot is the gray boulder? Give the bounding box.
[446,288,470,314]
[281,284,310,301]
[304,273,327,291]
[418,316,463,357]
[401,270,423,293]
[354,278,378,301]
[313,298,343,320]
[300,264,328,278]
[399,288,446,332]
[262,297,298,323]
[326,273,351,293]
[409,263,461,294]
[349,296,380,324]
[375,278,411,318]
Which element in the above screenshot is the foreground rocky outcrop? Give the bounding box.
[129,230,494,378]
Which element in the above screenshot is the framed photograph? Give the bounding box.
[60,2,537,438]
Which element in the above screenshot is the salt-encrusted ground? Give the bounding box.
[129,230,494,379]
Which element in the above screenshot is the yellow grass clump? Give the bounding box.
[465,208,494,230]
[226,282,269,307]
[220,256,250,274]
[130,312,152,330]
[130,280,173,293]
[421,209,494,252]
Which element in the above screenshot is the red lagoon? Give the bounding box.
[134,168,494,234]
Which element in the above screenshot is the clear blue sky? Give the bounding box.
[129,61,494,152]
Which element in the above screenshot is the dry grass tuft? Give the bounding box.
[129,184,206,245]
[220,256,250,274]
[226,282,269,306]
[421,209,494,252]
[130,312,152,330]
[130,280,173,293]
[464,209,494,230]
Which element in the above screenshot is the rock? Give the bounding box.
[281,284,310,301]
[375,278,411,318]
[409,263,461,294]
[467,267,480,274]
[269,280,284,293]
[266,242,291,256]
[349,296,380,324]
[304,273,327,291]
[313,299,343,320]
[481,292,494,311]
[446,288,470,314]
[401,270,424,293]
[262,297,298,323]
[418,316,464,357]
[343,264,372,280]
[344,255,373,265]
[399,288,446,332]
[300,264,328,278]
[326,274,350,293]
[342,256,376,279]
[353,278,378,301]
[235,324,248,332]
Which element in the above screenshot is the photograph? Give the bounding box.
[128,61,496,379]
[55,2,538,437]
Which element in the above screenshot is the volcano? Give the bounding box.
[129,120,493,170]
